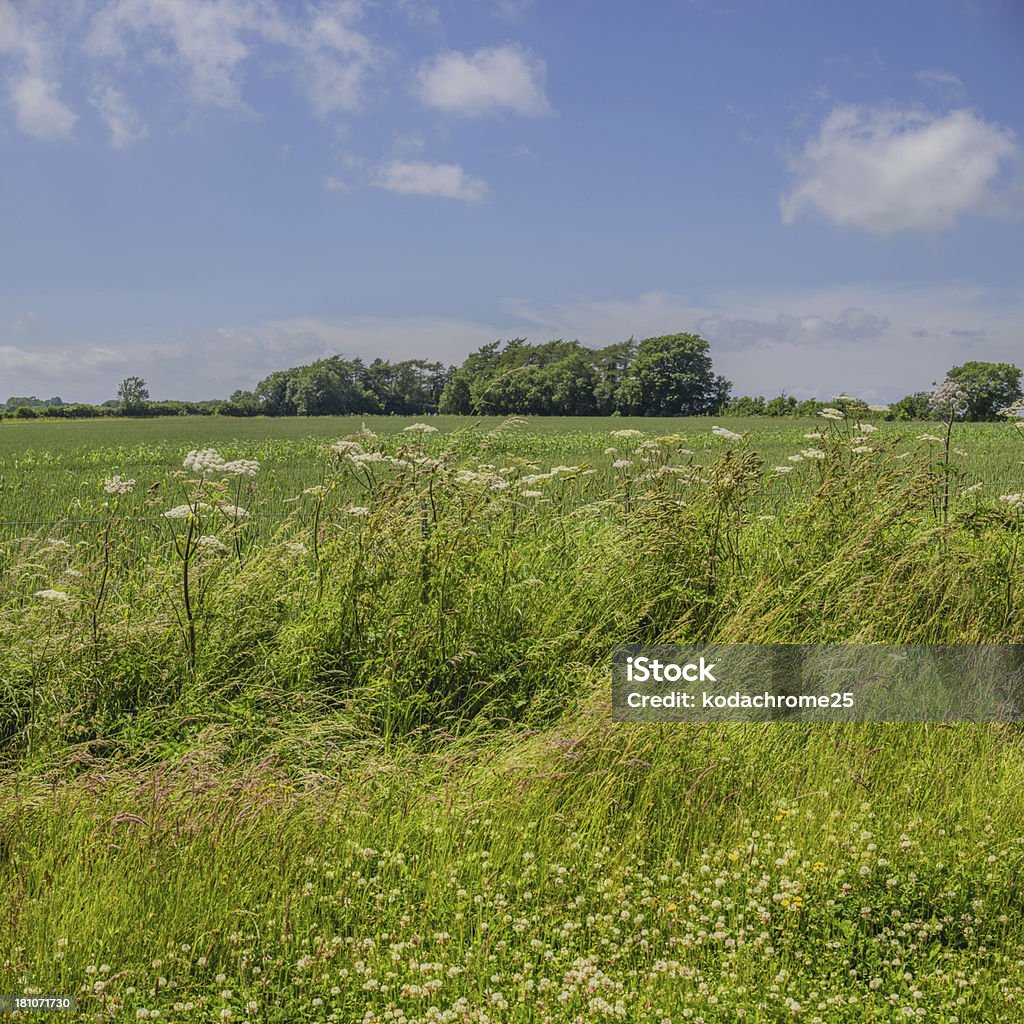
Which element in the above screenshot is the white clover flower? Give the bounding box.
[611,429,644,438]
[999,494,1024,509]
[104,475,136,494]
[34,589,70,602]
[403,422,439,433]
[223,458,259,477]
[801,448,826,460]
[773,465,794,473]
[612,459,633,469]
[711,425,743,441]
[345,506,371,516]
[197,535,229,555]
[183,448,228,476]
[819,407,845,421]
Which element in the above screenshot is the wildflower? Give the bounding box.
[787,454,804,462]
[603,447,617,455]
[197,535,229,555]
[104,475,136,494]
[868,404,890,413]
[850,445,874,454]
[802,431,824,440]
[854,422,878,433]
[34,589,70,602]
[223,458,259,477]
[611,429,643,438]
[964,482,983,494]
[800,448,826,460]
[521,490,543,498]
[773,466,793,474]
[403,422,439,433]
[284,540,309,555]
[46,539,71,550]
[819,407,845,421]
[345,506,371,516]
[183,448,228,476]
[612,459,633,469]
[164,503,211,519]
[218,504,250,518]
[999,494,1024,509]
[711,425,743,441]
[930,378,968,414]
[329,440,364,457]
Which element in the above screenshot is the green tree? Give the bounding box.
[889,392,934,421]
[945,361,1023,421]
[617,333,730,416]
[117,376,150,415]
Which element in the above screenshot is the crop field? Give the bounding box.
[1,412,1024,1023]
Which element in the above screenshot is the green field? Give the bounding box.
[1,413,1024,1022]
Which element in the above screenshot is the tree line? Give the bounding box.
[2,335,1020,421]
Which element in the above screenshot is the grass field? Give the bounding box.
[1,413,1023,1022]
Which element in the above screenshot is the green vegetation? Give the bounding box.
[1,411,1023,1021]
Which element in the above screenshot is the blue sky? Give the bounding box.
[1,0,1022,404]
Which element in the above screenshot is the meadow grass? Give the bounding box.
[1,413,1023,1022]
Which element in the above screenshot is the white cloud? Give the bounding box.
[83,0,380,119]
[85,0,270,108]
[91,84,147,147]
[781,105,1020,234]
[11,73,77,139]
[0,4,77,140]
[372,160,490,202]
[416,44,551,117]
[916,69,964,95]
[298,1,380,117]
[324,175,352,192]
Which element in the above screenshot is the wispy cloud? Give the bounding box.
[372,159,490,201]
[916,68,965,96]
[416,44,551,117]
[0,4,76,140]
[90,83,147,147]
[781,104,1020,234]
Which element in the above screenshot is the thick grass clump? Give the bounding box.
[0,413,1022,1021]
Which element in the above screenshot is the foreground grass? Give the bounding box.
[5,722,1024,1022]
[1,414,1023,1021]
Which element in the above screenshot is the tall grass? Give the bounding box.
[0,414,1022,1021]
